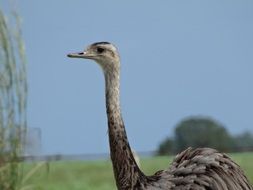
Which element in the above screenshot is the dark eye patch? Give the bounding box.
[97,47,105,53]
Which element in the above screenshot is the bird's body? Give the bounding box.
[146,147,251,190]
[68,42,252,190]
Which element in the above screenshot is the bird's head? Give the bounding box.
[67,42,120,73]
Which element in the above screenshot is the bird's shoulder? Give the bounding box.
[150,147,252,190]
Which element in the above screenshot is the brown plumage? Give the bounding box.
[68,42,252,190]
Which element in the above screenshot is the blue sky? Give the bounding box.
[2,1,253,155]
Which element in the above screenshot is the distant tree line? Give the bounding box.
[157,116,253,155]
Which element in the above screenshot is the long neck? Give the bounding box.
[104,68,145,189]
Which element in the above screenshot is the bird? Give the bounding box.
[67,42,252,190]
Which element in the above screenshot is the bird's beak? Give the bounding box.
[67,51,93,59]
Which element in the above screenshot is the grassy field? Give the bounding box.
[24,152,253,190]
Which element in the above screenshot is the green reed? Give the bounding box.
[0,6,27,190]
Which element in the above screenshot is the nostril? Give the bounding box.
[78,52,84,55]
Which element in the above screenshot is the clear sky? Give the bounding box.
[2,1,253,155]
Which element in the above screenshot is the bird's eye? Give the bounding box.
[97,47,105,53]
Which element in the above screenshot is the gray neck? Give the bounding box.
[104,68,145,189]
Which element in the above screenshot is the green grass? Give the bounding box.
[24,153,253,190]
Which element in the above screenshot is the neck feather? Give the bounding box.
[104,68,145,189]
